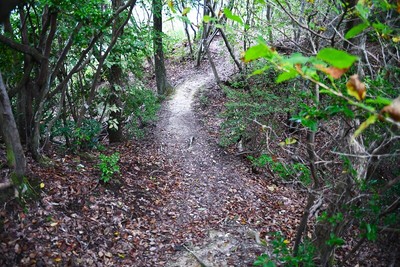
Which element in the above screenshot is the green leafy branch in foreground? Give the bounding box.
[244,43,400,137]
[253,232,315,267]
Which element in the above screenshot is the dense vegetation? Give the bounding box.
[1,0,399,266]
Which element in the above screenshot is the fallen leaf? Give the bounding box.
[267,186,275,192]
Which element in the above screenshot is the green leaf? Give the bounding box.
[365,96,392,106]
[245,44,275,62]
[301,118,318,131]
[223,8,243,24]
[325,105,342,116]
[326,234,345,246]
[252,69,266,75]
[285,137,297,145]
[178,15,191,24]
[203,15,211,23]
[284,53,310,64]
[372,22,393,34]
[250,65,271,76]
[345,22,369,39]
[355,2,370,20]
[167,0,176,13]
[317,48,358,68]
[182,7,191,16]
[353,114,378,138]
[276,68,298,83]
[253,254,276,267]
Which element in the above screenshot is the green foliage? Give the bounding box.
[254,232,315,267]
[318,212,344,226]
[254,254,276,267]
[219,83,294,149]
[248,154,311,185]
[124,85,160,138]
[317,212,346,247]
[223,0,400,264]
[223,8,243,25]
[98,152,120,183]
[325,233,345,247]
[52,119,102,151]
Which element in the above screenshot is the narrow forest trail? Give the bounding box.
[0,40,304,267]
[153,45,270,266]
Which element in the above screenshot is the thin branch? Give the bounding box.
[274,0,332,41]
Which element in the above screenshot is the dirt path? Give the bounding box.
[154,47,269,266]
[0,40,304,267]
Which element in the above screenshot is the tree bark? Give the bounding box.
[105,0,129,143]
[196,0,211,67]
[153,0,171,95]
[207,5,242,72]
[0,72,27,189]
[107,65,125,142]
[180,0,194,57]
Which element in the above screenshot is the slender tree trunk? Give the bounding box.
[203,38,220,84]
[153,0,171,95]
[107,0,127,143]
[107,64,125,142]
[293,84,320,256]
[181,0,193,57]
[17,8,35,146]
[266,2,273,43]
[31,9,58,161]
[207,5,242,72]
[196,0,211,67]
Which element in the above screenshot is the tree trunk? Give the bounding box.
[203,38,220,84]
[107,65,125,143]
[207,5,242,73]
[0,72,27,190]
[196,0,211,67]
[106,0,126,143]
[181,0,193,57]
[31,9,58,161]
[153,0,171,95]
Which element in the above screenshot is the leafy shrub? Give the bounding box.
[219,80,299,152]
[248,154,311,185]
[52,119,102,151]
[124,85,160,138]
[254,232,315,267]
[98,152,120,183]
